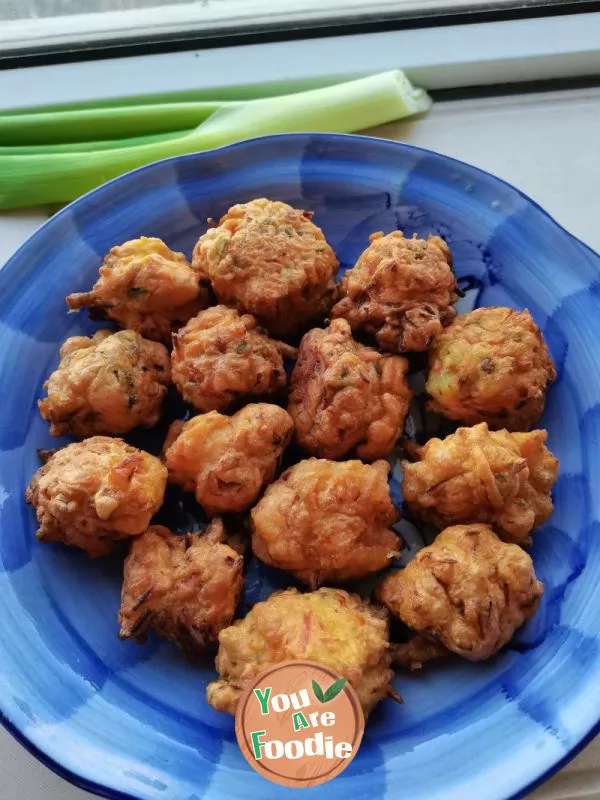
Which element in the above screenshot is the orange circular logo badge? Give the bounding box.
[235,660,365,788]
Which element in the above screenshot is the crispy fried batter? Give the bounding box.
[66,237,210,343]
[331,231,458,352]
[165,403,293,515]
[378,524,543,663]
[192,199,338,338]
[426,306,556,430]
[288,319,411,460]
[172,305,296,412]
[403,423,558,546]
[25,437,167,557]
[207,587,393,717]
[161,418,185,457]
[119,520,243,656]
[251,458,401,586]
[390,635,450,671]
[38,330,171,438]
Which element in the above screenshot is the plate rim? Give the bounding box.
[1,131,598,800]
[1,133,599,299]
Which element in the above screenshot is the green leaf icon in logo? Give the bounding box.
[312,677,347,703]
[323,678,347,702]
[312,679,325,703]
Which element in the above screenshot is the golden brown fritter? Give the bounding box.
[426,306,556,430]
[161,418,185,457]
[207,587,394,718]
[288,319,411,461]
[165,403,293,516]
[38,330,171,439]
[119,520,243,656]
[378,524,543,664]
[402,423,558,547]
[25,437,167,557]
[191,199,338,338]
[390,635,450,671]
[66,237,210,343]
[331,231,458,353]
[251,458,401,586]
[172,305,296,412]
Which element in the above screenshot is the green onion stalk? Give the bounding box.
[0,71,430,210]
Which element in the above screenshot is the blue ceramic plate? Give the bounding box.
[1,134,599,800]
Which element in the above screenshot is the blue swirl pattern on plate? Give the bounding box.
[1,133,599,800]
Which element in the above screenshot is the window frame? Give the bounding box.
[0,0,597,59]
[0,10,599,112]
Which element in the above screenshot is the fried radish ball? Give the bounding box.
[165,403,293,516]
[378,523,543,666]
[172,305,296,413]
[38,330,171,439]
[331,231,458,353]
[191,199,338,338]
[207,587,394,718]
[251,458,401,586]
[25,437,167,557]
[66,237,210,343]
[390,635,450,671]
[402,423,558,547]
[426,306,556,430]
[118,519,243,656]
[288,319,411,461]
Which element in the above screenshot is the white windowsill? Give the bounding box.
[0,0,579,52]
[1,12,599,111]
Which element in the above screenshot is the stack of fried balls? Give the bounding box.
[27,198,558,720]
